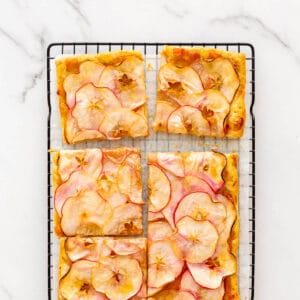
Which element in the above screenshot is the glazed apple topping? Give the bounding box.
[54,148,143,236]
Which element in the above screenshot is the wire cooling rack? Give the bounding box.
[47,42,255,300]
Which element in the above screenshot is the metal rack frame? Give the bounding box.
[47,42,255,300]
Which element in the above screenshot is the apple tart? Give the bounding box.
[52,147,143,236]
[58,237,147,300]
[56,51,148,144]
[153,46,246,138]
[147,152,239,299]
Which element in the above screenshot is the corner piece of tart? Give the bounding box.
[52,147,143,237]
[153,46,246,138]
[147,151,239,299]
[56,50,148,144]
[58,237,147,300]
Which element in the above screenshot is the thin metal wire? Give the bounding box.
[47,42,255,300]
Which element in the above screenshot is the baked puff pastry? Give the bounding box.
[153,46,246,138]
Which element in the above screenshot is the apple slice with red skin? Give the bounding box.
[65,237,111,262]
[184,152,227,192]
[58,149,103,182]
[61,190,112,236]
[152,100,178,132]
[63,61,105,109]
[148,240,184,288]
[148,221,174,241]
[92,256,143,300]
[167,106,210,136]
[180,270,225,300]
[176,216,219,263]
[149,289,196,300]
[104,239,143,255]
[100,108,148,139]
[156,152,185,177]
[59,260,108,300]
[174,192,226,233]
[158,63,203,93]
[148,165,171,212]
[198,89,230,137]
[54,172,96,217]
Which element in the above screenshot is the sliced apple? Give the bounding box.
[104,239,143,255]
[201,58,239,103]
[73,84,121,131]
[158,63,203,93]
[103,148,130,164]
[148,165,171,212]
[59,260,107,300]
[174,192,226,233]
[92,256,143,300]
[176,216,218,263]
[63,61,105,109]
[152,100,178,132]
[117,161,143,205]
[147,286,163,297]
[148,211,165,222]
[167,106,210,136]
[61,190,112,236]
[54,172,96,217]
[182,176,215,198]
[151,289,196,300]
[187,248,236,289]
[72,129,106,143]
[198,89,230,137]
[65,237,111,262]
[102,203,142,235]
[157,152,184,177]
[148,240,184,288]
[180,270,225,300]
[148,221,174,241]
[184,152,227,192]
[100,108,148,139]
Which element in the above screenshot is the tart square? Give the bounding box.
[147,152,239,299]
[52,147,143,236]
[56,51,148,144]
[58,237,147,300]
[153,46,246,138]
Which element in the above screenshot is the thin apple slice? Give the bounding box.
[102,203,142,235]
[72,129,105,143]
[73,84,121,131]
[157,152,184,177]
[174,192,226,233]
[148,221,174,241]
[58,149,103,181]
[201,58,239,103]
[148,165,171,212]
[117,161,143,205]
[158,63,203,93]
[148,240,183,288]
[104,239,142,255]
[100,108,148,139]
[54,172,96,217]
[92,256,143,300]
[187,248,236,289]
[103,148,130,164]
[167,106,210,136]
[61,190,112,236]
[180,270,225,300]
[150,289,196,300]
[184,152,227,192]
[59,260,107,300]
[147,286,163,297]
[198,89,230,137]
[65,237,111,262]
[148,211,164,222]
[152,100,178,132]
[176,216,219,263]
[63,61,105,109]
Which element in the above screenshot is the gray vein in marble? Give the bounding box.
[65,0,90,25]
[211,14,300,63]
[0,27,39,61]
[21,67,44,103]
[0,284,12,300]
[163,3,188,18]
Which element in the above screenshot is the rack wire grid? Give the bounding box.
[47,42,255,300]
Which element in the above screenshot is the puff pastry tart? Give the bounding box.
[147,152,239,299]
[58,237,147,300]
[56,51,148,144]
[52,148,143,236]
[153,46,246,138]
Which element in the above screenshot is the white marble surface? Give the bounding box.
[0,0,299,299]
